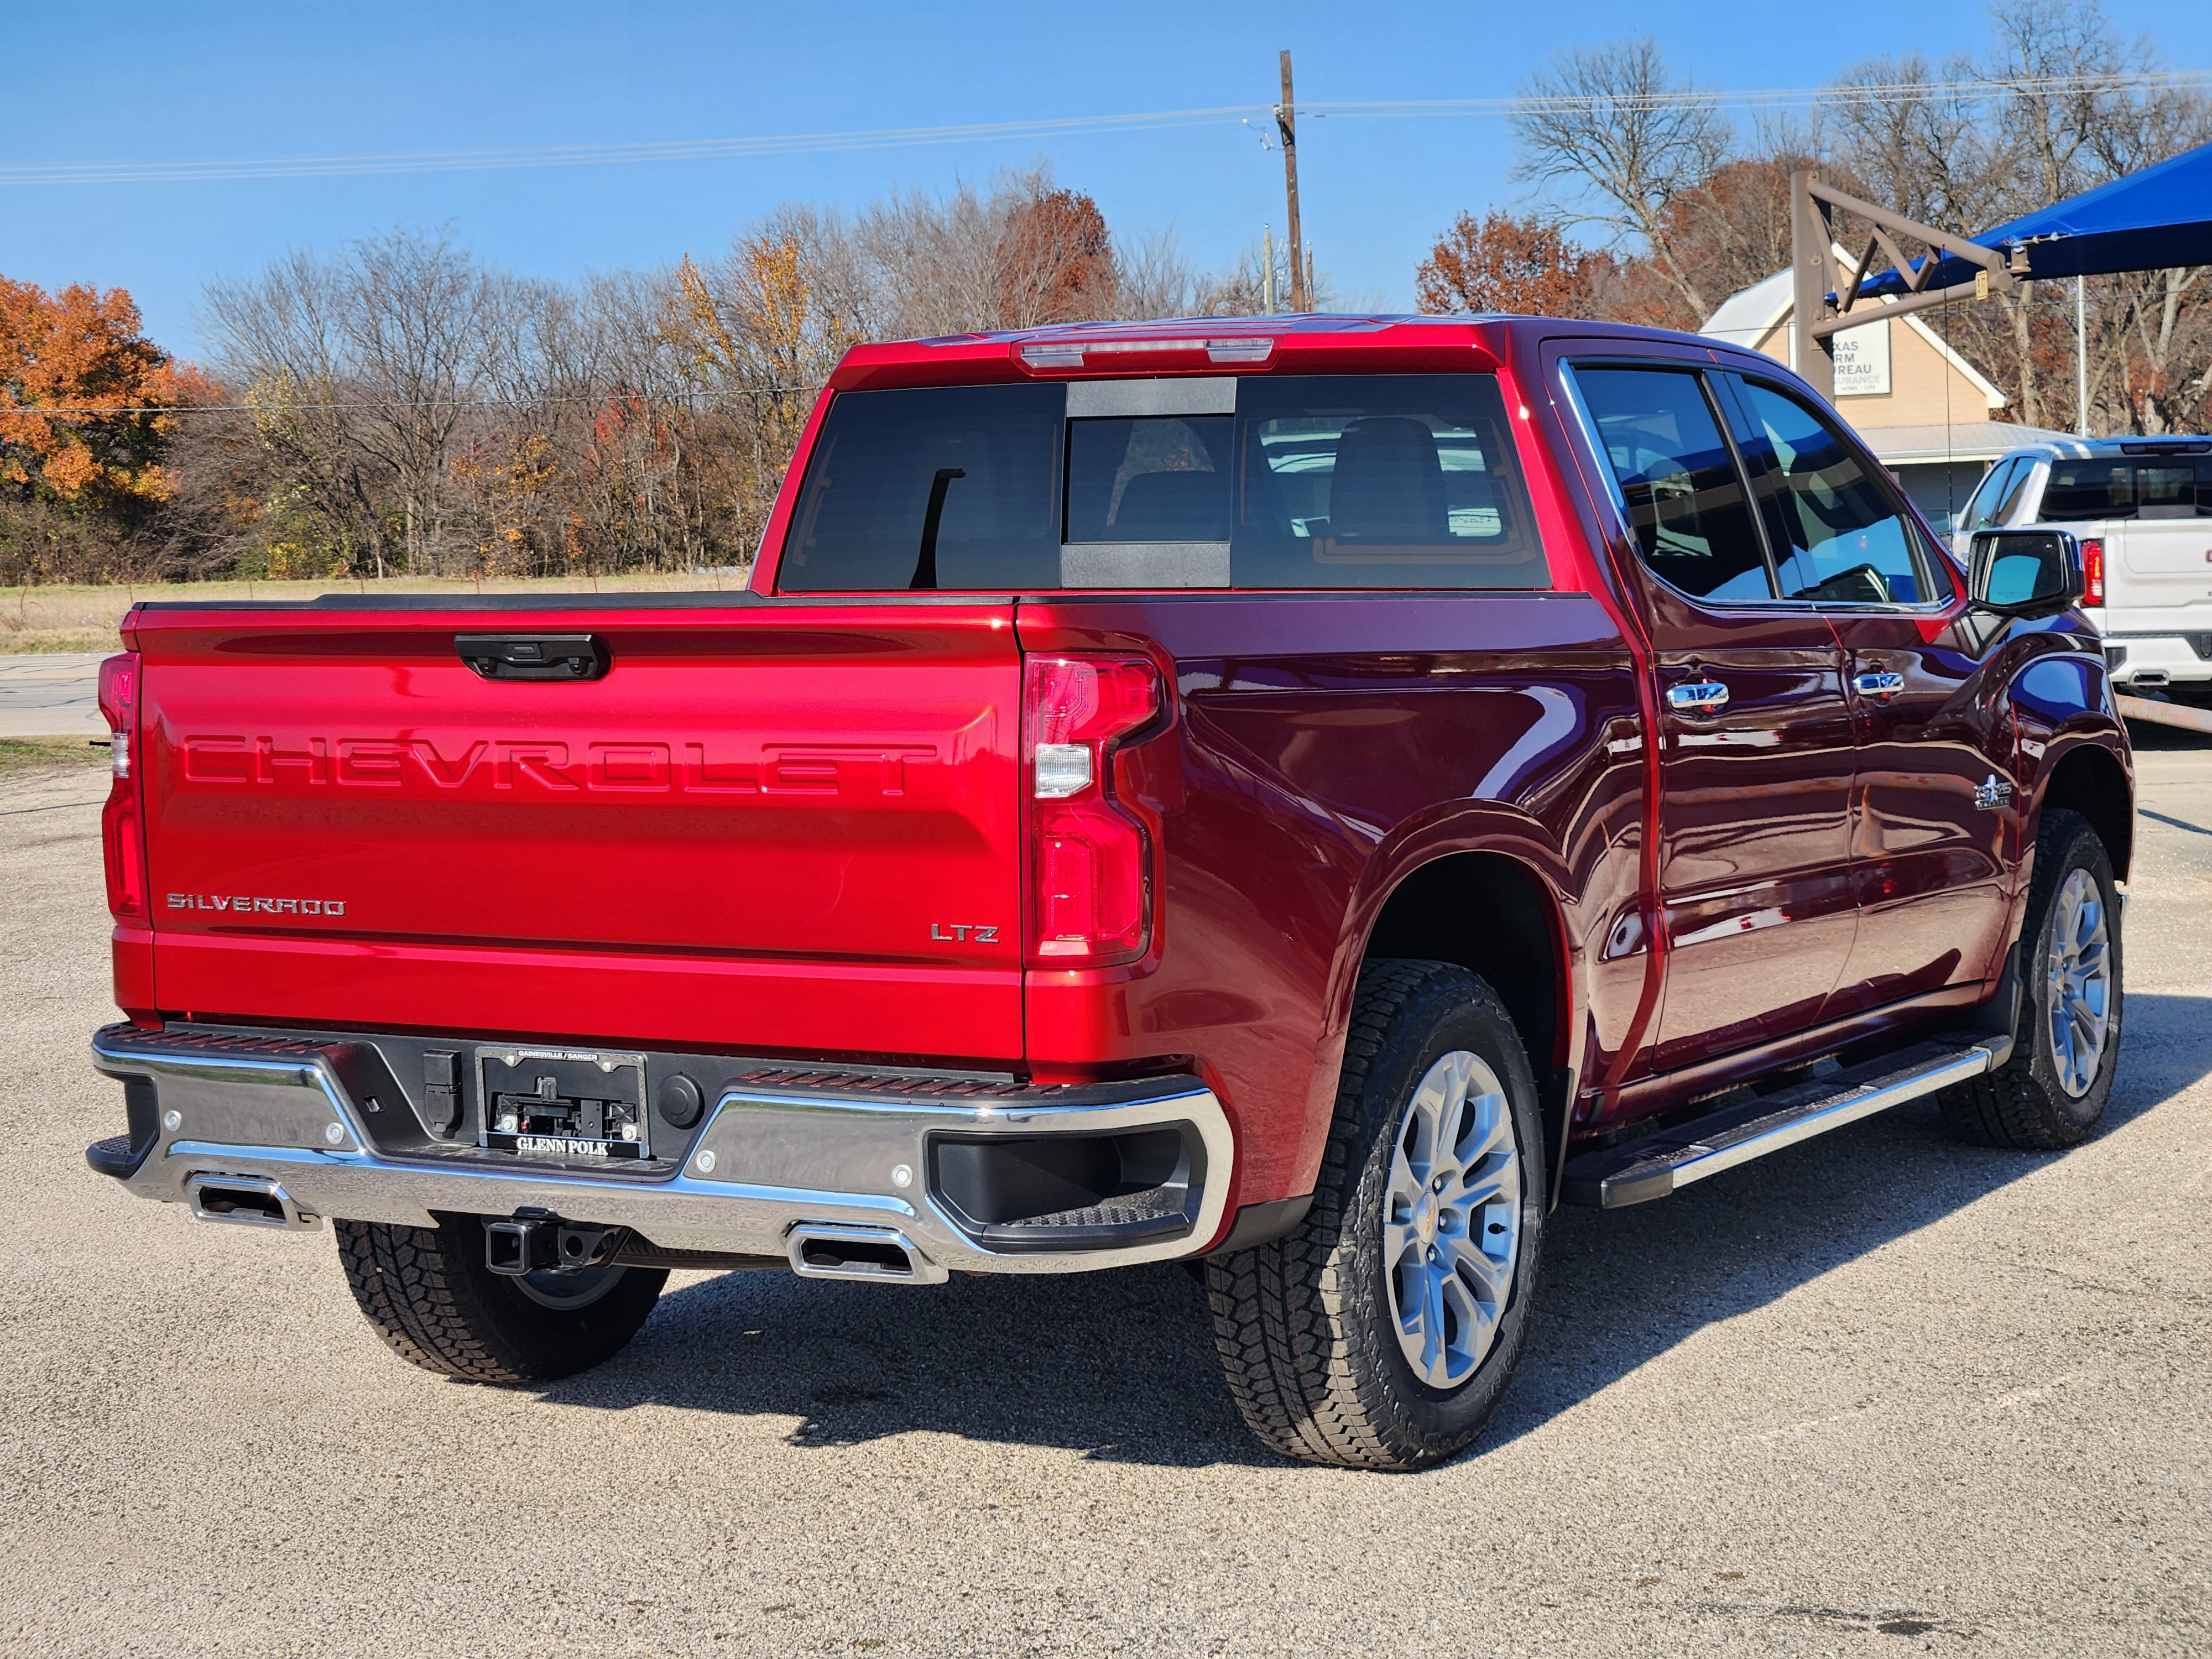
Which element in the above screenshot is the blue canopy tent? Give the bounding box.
[1788,145,2212,404]
[1858,140,2212,296]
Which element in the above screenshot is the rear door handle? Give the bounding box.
[1853,670,1906,699]
[1666,680,1730,713]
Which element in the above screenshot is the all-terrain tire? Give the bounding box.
[336,1214,667,1383]
[1204,959,1546,1470]
[1939,807,2122,1149]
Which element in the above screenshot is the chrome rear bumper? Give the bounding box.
[88,1025,1233,1277]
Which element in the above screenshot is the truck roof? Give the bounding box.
[1995,435,2212,461]
[825,312,1725,392]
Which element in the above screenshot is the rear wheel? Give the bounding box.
[1939,807,2122,1149]
[336,1213,666,1383]
[1205,959,1545,1470]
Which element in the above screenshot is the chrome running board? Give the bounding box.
[1561,1035,2010,1209]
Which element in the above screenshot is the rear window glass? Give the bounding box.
[2042,461,2133,521]
[2039,458,2212,521]
[776,374,1548,591]
[1232,375,1547,587]
[1066,416,1233,542]
[778,384,1065,592]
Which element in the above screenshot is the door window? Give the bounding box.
[1731,378,1932,606]
[1569,366,1773,602]
[1959,458,2025,533]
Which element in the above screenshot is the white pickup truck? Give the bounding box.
[1955,437,2212,700]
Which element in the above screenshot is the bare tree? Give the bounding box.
[1511,37,1733,319]
[205,227,492,573]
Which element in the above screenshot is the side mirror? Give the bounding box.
[1970,529,2083,620]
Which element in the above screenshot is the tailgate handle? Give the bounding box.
[456,634,609,682]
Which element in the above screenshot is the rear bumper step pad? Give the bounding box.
[1561,1035,2010,1208]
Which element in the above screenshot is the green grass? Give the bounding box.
[0,736,109,773]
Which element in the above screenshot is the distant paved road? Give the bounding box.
[0,654,107,739]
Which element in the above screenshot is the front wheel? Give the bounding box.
[1940,807,2122,1149]
[337,1214,667,1383]
[1206,959,1546,1470]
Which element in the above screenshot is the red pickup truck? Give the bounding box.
[87,316,2130,1470]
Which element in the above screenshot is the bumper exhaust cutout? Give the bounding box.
[786,1223,948,1285]
[185,1173,320,1230]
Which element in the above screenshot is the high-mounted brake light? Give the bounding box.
[2080,536,2105,606]
[1024,656,1162,965]
[1017,336,1276,371]
[97,653,147,921]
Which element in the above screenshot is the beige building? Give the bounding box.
[1702,251,2067,530]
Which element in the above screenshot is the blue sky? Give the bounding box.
[4,0,2207,361]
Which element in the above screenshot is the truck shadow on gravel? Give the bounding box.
[538,992,2211,1469]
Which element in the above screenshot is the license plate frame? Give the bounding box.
[474,1046,651,1162]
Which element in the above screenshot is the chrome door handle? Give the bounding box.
[1666,680,1730,713]
[1854,671,1906,699]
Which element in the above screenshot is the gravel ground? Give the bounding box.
[2,740,2206,1658]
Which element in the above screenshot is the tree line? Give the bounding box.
[1417,0,2212,435]
[4,0,2205,588]
[1,168,1279,587]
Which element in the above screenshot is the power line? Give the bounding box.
[2,69,2202,186]
[1316,68,2212,118]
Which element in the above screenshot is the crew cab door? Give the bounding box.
[1565,361,1857,1073]
[1715,371,2016,1015]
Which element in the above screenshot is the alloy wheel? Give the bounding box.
[2045,865,2112,1099]
[1381,1049,1522,1389]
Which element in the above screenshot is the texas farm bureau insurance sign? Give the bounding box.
[1831,316,1893,398]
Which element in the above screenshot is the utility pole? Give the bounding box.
[2075,275,2090,436]
[1277,50,1306,314]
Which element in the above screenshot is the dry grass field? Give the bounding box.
[0,572,755,653]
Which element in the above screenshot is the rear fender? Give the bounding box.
[1306,803,1583,1196]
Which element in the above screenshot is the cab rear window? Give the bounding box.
[776,375,1549,592]
[2042,457,2212,521]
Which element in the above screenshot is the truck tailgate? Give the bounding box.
[130,601,1023,1062]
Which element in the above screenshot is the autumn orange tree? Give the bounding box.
[1415,212,1608,319]
[0,276,205,511]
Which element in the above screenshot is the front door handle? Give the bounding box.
[1854,670,1906,700]
[1666,680,1730,714]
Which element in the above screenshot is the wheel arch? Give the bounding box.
[1359,849,1571,1077]
[2034,739,2133,881]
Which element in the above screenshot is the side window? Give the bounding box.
[1961,458,2027,533]
[1730,378,1929,605]
[1569,365,1774,603]
[1996,459,2038,524]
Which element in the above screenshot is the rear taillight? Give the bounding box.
[97,653,147,920]
[2081,537,2105,606]
[1024,656,1161,965]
